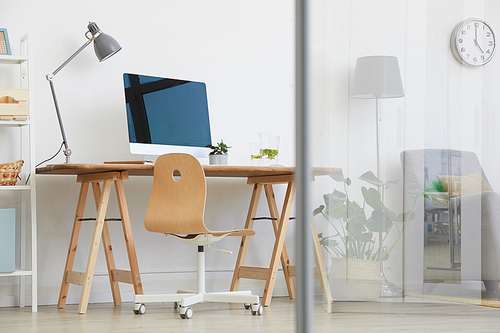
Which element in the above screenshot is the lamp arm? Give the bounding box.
[44,32,98,164]
[46,33,97,80]
[48,80,71,164]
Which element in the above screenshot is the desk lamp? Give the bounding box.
[46,22,122,164]
[351,55,404,298]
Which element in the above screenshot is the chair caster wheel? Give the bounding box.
[173,302,178,310]
[133,303,146,315]
[251,303,263,316]
[244,303,251,310]
[180,306,193,319]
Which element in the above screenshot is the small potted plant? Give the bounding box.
[209,140,231,165]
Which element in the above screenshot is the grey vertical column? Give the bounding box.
[296,0,313,332]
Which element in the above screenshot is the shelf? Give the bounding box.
[0,55,28,65]
[0,269,33,277]
[0,185,31,191]
[0,120,31,127]
[0,34,37,312]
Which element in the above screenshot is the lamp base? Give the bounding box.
[379,278,403,298]
[63,148,72,164]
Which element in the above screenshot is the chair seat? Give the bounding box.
[168,230,255,246]
[170,229,255,238]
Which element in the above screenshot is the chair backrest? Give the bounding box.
[401,149,491,190]
[144,153,210,235]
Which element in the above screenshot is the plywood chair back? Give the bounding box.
[145,153,210,235]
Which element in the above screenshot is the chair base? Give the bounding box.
[133,245,263,319]
[135,289,259,305]
[134,290,262,318]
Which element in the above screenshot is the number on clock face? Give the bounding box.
[451,18,496,66]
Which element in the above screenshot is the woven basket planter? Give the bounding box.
[0,160,24,186]
[330,258,384,301]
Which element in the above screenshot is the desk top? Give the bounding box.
[36,163,339,178]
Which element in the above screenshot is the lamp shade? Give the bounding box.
[351,55,404,99]
[94,33,122,61]
[87,22,122,62]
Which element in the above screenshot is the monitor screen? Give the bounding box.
[123,73,212,160]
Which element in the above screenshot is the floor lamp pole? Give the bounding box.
[376,96,404,298]
[376,97,381,180]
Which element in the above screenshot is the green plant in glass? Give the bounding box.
[314,170,447,261]
[262,149,278,160]
[210,140,231,155]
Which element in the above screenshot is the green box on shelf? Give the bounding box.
[0,208,15,273]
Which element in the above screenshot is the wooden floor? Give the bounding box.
[2,297,500,332]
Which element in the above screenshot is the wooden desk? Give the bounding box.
[36,163,335,312]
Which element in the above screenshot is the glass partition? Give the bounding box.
[309,0,500,322]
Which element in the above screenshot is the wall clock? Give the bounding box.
[450,18,496,66]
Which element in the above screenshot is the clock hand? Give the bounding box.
[477,43,484,53]
[473,25,485,54]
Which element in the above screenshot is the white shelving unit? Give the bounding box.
[0,34,37,312]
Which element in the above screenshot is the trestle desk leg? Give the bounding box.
[57,182,89,309]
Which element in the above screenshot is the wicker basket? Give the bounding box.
[330,258,384,301]
[0,160,24,186]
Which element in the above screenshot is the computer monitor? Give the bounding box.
[123,73,212,161]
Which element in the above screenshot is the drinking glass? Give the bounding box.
[250,143,263,165]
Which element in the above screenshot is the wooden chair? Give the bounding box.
[133,153,262,319]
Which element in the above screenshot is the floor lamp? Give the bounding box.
[351,55,404,179]
[351,55,405,297]
[45,22,122,164]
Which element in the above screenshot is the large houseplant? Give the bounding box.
[313,170,445,299]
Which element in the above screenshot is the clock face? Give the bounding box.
[450,18,496,66]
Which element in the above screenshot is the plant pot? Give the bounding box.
[209,154,228,165]
[329,258,384,301]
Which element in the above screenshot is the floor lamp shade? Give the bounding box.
[351,55,404,99]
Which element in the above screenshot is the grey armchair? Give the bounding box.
[401,149,500,299]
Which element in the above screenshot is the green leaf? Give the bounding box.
[329,171,351,185]
[361,187,385,210]
[313,205,324,216]
[346,208,367,237]
[329,171,345,182]
[384,179,399,190]
[427,193,450,203]
[327,204,347,220]
[411,189,425,198]
[361,232,374,242]
[346,200,362,217]
[365,210,393,233]
[319,238,339,248]
[397,210,416,222]
[323,190,346,211]
[384,207,398,222]
[359,171,384,187]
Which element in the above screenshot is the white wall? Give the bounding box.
[1,0,296,306]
